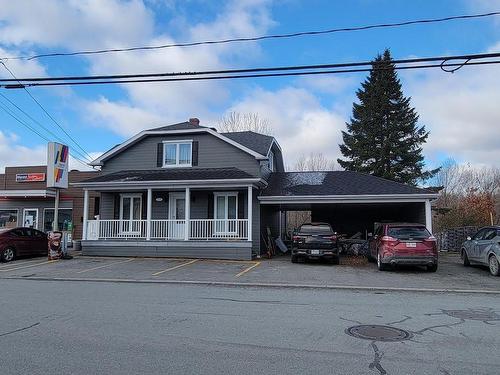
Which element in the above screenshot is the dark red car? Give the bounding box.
[369,223,438,272]
[0,227,48,262]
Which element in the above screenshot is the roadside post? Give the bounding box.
[47,142,70,260]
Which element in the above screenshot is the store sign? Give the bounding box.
[47,142,69,189]
[15,173,46,183]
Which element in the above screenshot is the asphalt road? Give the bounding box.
[1,279,499,375]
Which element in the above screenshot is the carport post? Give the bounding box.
[247,186,252,241]
[146,188,152,240]
[425,200,433,233]
[82,189,89,240]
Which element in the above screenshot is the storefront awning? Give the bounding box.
[0,189,57,198]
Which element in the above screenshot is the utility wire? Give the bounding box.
[0,101,91,169]
[0,92,93,163]
[0,61,94,162]
[2,58,499,88]
[0,11,499,61]
[1,52,499,84]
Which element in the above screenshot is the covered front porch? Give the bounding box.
[79,182,259,260]
[84,186,253,241]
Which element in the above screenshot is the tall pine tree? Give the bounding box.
[338,49,438,185]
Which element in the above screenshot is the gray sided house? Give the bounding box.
[75,119,284,260]
[76,118,438,260]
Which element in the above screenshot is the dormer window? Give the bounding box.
[163,140,192,168]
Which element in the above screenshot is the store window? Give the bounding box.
[44,208,73,232]
[0,209,18,229]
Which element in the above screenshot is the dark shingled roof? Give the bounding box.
[222,131,274,156]
[262,171,435,196]
[81,167,255,183]
[148,121,214,131]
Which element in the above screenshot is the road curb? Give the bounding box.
[4,276,500,295]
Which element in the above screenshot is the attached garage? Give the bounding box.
[259,171,438,241]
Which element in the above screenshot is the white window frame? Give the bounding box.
[0,208,18,229]
[162,140,193,168]
[119,194,142,234]
[43,208,73,232]
[23,208,39,230]
[268,150,275,172]
[213,192,238,234]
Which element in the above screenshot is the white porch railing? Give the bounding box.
[86,219,249,241]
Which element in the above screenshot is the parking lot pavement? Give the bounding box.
[0,252,498,292]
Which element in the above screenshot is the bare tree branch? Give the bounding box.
[291,153,340,171]
[217,111,273,135]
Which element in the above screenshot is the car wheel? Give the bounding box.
[1,247,15,263]
[291,255,298,263]
[462,249,470,267]
[377,251,387,271]
[427,264,438,272]
[489,255,500,277]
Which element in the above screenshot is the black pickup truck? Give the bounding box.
[291,223,339,264]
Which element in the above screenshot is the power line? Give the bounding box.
[1,52,499,84]
[0,11,499,61]
[1,54,499,88]
[0,92,93,163]
[0,100,91,169]
[0,61,94,162]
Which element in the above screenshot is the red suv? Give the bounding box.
[369,223,438,272]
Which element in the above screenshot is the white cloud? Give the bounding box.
[227,86,346,167]
[79,0,275,136]
[0,131,46,172]
[0,47,47,78]
[0,131,99,172]
[85,96,164,136]
[297,75,357,95]
[0,0,153,48]
[403,55,500,167]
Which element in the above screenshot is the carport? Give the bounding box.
[259,171,439,240]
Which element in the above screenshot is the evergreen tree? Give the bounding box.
[337,49,438,185]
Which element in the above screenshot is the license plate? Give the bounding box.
[311,250,320,255]
[406,242,416,248]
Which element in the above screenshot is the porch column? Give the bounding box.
[146,188,152,240]
[425,200,432,233]
[82,189,89,240]
[247,186,252,241]
[185,187,190,241]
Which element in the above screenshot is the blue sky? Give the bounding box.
[0,0,499,171]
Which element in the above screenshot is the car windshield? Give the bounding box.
[388,226,430,240]
[299,224,333,235]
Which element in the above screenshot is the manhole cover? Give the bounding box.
[346,325,412,342]
[444,309,500,322]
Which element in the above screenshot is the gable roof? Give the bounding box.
[90,121,272,166]
[261,171,438,198]
[222,131,275,156]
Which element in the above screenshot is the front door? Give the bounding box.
[168,193,185,239]
[214,193,238,235]
[120,194,142,234]
[23,209,39,229]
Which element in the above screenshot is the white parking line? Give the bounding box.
[152,259,198,276]
[0,258,47,269]
[235,262,261,278]
[0,260,59,272]
[76,258,134,274]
